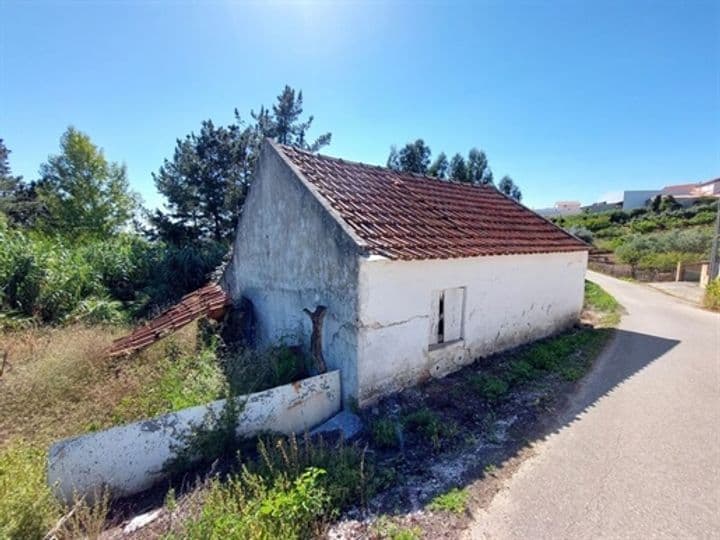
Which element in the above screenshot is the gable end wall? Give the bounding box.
[222,143,362,402]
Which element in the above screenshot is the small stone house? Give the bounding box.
[222,140,589,405]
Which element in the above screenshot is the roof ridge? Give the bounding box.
[276,142,497,189]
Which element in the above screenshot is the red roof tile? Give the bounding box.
[275,143,588,260]
[106,283,231,358]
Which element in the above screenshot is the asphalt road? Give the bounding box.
[468,271,720,539]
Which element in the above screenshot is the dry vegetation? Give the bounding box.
[0,322,201,445]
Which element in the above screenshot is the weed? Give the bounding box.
[483,463,497,474]
[112,337,227,422]
[506,359,536,384]
[371,418,399,449]
[223,344,308,395]
[182,467,329,539]
[59,489,111,540]
[704,279,720,311]
[427,487,468,514]
[251,433,376,511]
[403,407,457,450]
[164,395,245,476]
[468,373,509,402]
[372,516,422,540]
[0,441,61,540]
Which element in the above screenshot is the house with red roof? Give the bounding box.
[222,140,589,404]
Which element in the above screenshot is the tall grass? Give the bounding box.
[0,223,226,325]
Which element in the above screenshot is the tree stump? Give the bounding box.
[303,306,328,374]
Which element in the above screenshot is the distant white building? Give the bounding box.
[535,200,582,218]
[622,190,661,210]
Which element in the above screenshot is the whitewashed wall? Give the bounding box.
[355,251,588,404]
[48,371,341,503]
[222,142,362,402]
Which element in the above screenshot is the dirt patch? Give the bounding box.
[327,322,614,539]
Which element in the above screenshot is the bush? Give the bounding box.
[704,279,720,311]
[183,467,329,540]
[0,225,227,325]
[251,434,376,511]
[0,442,61,540]
[567,226,593,243]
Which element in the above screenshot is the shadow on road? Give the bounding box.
[561,329,681,421]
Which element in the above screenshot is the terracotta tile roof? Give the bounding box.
[107,283,231,358]
[276,143,589,260]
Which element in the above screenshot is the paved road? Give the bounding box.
[468,271,720,539]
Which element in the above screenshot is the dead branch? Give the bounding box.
[303,306,328,374]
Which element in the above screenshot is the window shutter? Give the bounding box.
[444,287,464,342]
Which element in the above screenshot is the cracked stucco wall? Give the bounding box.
[222,143,362,402]
[356,251,588,405]
[47,371,341,503]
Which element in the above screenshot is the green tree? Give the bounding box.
[467,148,493,185]
[449,153,468,182]
[152,120,254,243]
[387,139,431,174]
[153,85,330,244]
[428,152,449,179]
[264,86,331,151]
[36,127,137,238]
[498,175,522,201]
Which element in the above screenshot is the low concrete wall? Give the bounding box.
[48,371,341,502]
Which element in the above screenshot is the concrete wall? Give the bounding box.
[623,190,661,210]
[355,251,588,404]
[222,142,362,401]
[48,371,341,503]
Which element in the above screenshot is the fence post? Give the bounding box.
[675,260,684,282]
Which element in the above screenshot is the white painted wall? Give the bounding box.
[222,142,362,401]
[355,251,588,404]
[48,371,341,503]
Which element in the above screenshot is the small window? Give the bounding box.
[430,287,464,346]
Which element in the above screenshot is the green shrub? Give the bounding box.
[371,418,399,449]
[427,487,468,514]
[704,279,720,311]
[468,373,509,401]
[0,442,61,540]
[183,467,329,540]
[163,391,242,476]
[0,226,226,325]
[251,433,376,512]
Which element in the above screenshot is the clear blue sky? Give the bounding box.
[1,0,718,210]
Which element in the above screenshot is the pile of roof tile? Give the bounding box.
[107,283,231,358]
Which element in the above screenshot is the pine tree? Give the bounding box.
[153,85,331,243]
[499,175,522,202]
[467,148,493,185]
[449,153,468,182]
[428,152,449,179]
[386,139,431,174]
